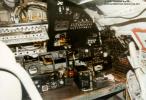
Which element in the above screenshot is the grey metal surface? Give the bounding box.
[41,81,125,100]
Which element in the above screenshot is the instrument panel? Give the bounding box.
[54,0,94,31]
[47,0,97,49]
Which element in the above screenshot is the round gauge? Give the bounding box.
[50,81,58,89]
[42,85,49,92]
[28,65,38,75]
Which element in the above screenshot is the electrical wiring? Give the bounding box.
[14,1,47,15]
[19,9,28,22]
[110,18,146,26]
[13,1,47,23]
[104,8,146,19]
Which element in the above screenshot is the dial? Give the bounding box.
[50,81,58,89]
[28,65,38,75]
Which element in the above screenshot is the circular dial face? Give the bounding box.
[50,81,58,89]
[28,65,38,74]
[42,85,49,92]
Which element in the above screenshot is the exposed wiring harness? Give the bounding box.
[13,1,47,23]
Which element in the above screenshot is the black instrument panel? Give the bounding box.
[47,0,97,50]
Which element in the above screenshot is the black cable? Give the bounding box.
[105,8,146,19]
[0,68,20,81]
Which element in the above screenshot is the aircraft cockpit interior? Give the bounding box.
[0,0,146,100]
